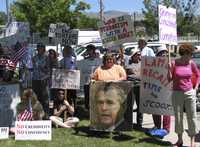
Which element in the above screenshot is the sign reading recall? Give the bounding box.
[159,5,177,45]
[15,121,52,140]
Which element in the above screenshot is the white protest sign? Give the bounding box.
[15,121,52,140]
[140,56,174,115]
[54,23,70,44]
[77,58,102,88]
[0,127,9,139]
[51,69,80,89]
[0,83,21,127]
[159,5,177,45]
[48,23,57,37]
[62,29,79,46]
[98,15,134,49]
[5,21,30,38]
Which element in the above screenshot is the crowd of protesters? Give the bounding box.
[0,38,200,146]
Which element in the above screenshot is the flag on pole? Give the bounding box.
[12,46,27,64]
[17,109,33,121]
[17,98,33,121]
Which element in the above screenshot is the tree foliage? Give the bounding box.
[11,0,98,35]
[0,11,7,25]
[142,0,200,37]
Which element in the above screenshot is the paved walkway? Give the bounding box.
[137,112,200,147]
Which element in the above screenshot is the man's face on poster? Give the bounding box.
[96,89,121,128]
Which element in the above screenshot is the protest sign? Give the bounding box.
[0,127,9,139]
[0,83,21,127]
[98,15,134,49]
[77,58,102,89]
[5,21,30,38]
[48,23,57,38]
[51,69,80,89]
[15,121,52,140]
[90,81,133,131]
[140,56,174,115]
[159,5,177,45]
[62,29,79,46]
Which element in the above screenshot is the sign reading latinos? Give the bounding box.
[0,127,9,139]
[51,69,80,90]
[140,56,174,116]
[0,83,21,127]
[159,5,177,45]
[98,15,134,48]
[15,121,52,140]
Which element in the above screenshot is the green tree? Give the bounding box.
[0,11,7,25]
[142,0,200,37]
[11,0,98,35]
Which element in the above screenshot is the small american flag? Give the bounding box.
[12,46,27,64]
[17,98,33,121]
[17,109,33,121]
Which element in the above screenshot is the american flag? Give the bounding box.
[12,46,27,64]
[17,109,33,121]
[17,98,33,121]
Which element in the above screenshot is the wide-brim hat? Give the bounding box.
[156,46,168,55]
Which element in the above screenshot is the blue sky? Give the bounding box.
[0,0,144,13]
[84,0,144,12]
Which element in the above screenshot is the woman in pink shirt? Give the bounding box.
[92,53,126,81]
[168,44,199,147]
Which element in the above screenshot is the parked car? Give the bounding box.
[74,42,105,61]
[123,41,168,56]
[192,51,200,111]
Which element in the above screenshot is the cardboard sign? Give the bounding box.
[140,56,174,115]
[90,81,133,131]
[0,127,9,139]
[77,58,102,88]
[15,121,52,140]
[51,69,80,89]
[98,15,134,48]
[62,29,79,46]
[48,23,57,37]
[5,21,30,37]
[159,5,177,45]
[0,83,21,127]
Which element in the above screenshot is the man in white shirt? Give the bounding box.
[138,39,155,57]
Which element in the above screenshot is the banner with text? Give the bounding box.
[51,69,80,89]
[98,15,134,48]
[0,83,21,127]
[159,5,177,45]
[140,56,174,115]
[15,121,52,140]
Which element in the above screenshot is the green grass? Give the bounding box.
[0,98,171,147]
[0,120,171,147]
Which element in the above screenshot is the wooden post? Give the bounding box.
[64,89,67,122]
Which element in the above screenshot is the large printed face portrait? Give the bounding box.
[90,82,132,131]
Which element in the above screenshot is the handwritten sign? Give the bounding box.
[0,127,9,139]
[159,5,177,45]
[140,56,174,115]
[98,15,134,48]
[51,69,80,89]
[77,58,102,89]
[15,121,52,140]
[0,83,21,127]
